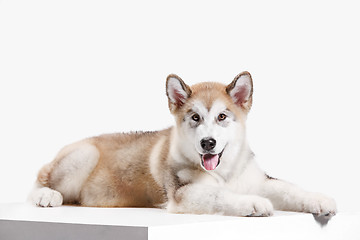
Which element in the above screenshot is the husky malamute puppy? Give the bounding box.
[29,72,336,217]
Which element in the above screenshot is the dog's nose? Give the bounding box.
[200,138,216,151]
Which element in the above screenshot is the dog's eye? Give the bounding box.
[191,113,200,122]
[218,113,227,121]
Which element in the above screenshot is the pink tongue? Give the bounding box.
[202,154,219,171]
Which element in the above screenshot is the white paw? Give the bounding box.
[303,192,337,216]
[237,196,274,217]
[30,187,63,207]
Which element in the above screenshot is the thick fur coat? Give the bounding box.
[29,72,337,217]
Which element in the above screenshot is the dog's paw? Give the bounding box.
[303,192,337,216]
[237,196,274,217]
[30,187,63,207]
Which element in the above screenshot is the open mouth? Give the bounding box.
[200,149,224,171]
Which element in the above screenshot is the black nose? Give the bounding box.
[200,138,216,151]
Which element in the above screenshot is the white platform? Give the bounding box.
[0,203,359,240]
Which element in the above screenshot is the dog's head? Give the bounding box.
[166,72,253,171]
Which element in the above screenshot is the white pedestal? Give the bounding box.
[0,203,359,240]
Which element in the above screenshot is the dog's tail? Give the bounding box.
[37,163,53,187]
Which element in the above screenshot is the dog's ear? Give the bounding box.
[166,74,192,112]
[226,71,253,111]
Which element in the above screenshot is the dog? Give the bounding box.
[29,71,337,217]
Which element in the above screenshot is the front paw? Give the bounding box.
[303,193,337,216]
[237,196,274,217]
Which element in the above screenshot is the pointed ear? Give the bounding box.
[226,71,253,111]
[166,74,192,112]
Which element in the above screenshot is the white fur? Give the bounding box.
[261,178,337,215]
[167,184,273,216]
[50,143,99,202]
[167,92,336,217]
[175,100,246,178]
[29,185,63,207]
[194,100,238,154]
[149,136,167,186]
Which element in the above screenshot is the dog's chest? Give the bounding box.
[176,168,255,194]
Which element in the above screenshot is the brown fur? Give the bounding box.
[37,163,53,187]
[83,130,171,207]
[174,81,248,126]
[37,129,172,207]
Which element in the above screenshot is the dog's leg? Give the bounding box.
[260,177,337,216]
[167,184,274,217]
[28,142,99,207]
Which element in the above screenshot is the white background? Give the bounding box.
[0,0,359,213]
